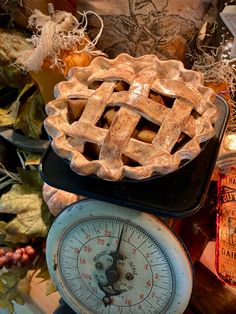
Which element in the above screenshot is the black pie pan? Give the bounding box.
[39,96,229,218]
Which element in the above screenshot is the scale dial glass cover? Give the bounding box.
[46,199,193,314]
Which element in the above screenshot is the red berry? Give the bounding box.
[15,249,22,255]
[5,252,14,261]
[13,253,22,262]
[25,246,35,256]
[0,256,7,267]
[21,253,29,263]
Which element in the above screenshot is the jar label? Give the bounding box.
[217,173,236,285]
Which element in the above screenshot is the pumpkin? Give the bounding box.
[42,183,83,216]
[30,39,94,104]
[16,7,103,104]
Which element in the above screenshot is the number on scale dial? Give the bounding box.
[46,200,193,314]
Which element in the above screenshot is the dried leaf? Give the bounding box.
[0,279,6,294]
[36,263,51,281]
[3,185,52,243]
[45,279,57,296]
[0,268,28,313]
[0,99,20,126]
[0,63,29,90]
[0,184,29,215]
[0,168,52,243]
[6,301,14,314]
[0,299,6,308]
[17,272,31,296]
[0,82,34,127]
[1,272,18,289]
[14,90,45,139]
[24,153,42,166]
[198,21,207,42]
[15,294,25,305]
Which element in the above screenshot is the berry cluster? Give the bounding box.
[0,246,35,269]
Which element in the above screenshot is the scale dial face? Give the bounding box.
[46,200,193,314]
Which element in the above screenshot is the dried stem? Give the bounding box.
[187,38,236,132]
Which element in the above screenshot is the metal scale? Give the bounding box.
[40,96,229,314]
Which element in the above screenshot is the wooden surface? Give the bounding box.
[188,261,236,314]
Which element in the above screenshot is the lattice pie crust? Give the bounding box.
[44,54,218,181]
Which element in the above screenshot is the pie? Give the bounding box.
[44,53,218,181]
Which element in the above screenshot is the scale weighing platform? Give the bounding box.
[40,97,229,313]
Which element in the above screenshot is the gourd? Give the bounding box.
[42,183,83,216]
[16,8,103,104]
[29,41,94,104]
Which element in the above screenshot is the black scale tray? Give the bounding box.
[39,96,229,218]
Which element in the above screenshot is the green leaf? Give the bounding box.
[0,268,28,313]
[6,300,14,314]
[1,272,18,289]
[0,221,7,244]
[14,90,45,139]
[36,263,51,281]
[1,182,52,243]
[0,278,6,294]
[17,168,43,191]
[15,294,25,305]
[0,299,6,308]
[45,279,57,295]
[0,83,34,127]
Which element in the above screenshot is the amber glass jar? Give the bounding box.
[216,152,236,286]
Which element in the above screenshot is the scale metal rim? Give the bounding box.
[46,199,194,314]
